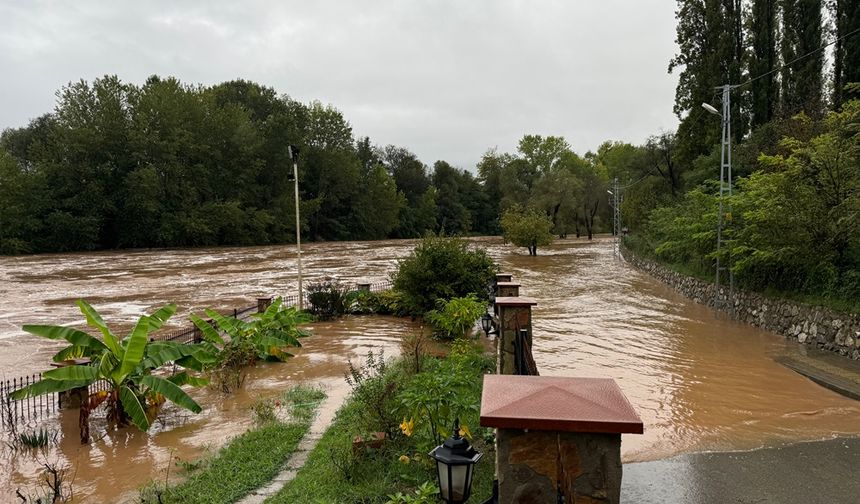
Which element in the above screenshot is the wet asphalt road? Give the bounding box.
[622,437,860,503]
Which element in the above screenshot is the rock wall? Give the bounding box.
[622,247,860,360]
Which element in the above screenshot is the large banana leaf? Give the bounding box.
[52,345,88,362]
[167,372,209,388]
[142,342,200,369]
[148,304,177,331]
[42,365,99,381]
[189,314,225,345]
[117,316,150,382]
[140,375,202,413]
[205,309,250,336]
[120,385,150,431]
[10,378,91,400]
[77,299,121,355]
[23,325,108,355]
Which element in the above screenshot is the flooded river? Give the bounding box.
[1,236,859,501]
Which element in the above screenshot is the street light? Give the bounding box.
[288,145,303,310]
[429,419,483,504]
[701,102,720,116]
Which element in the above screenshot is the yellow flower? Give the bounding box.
[398,454,411,464]
[400,417,415,437]
[459,423,472,440]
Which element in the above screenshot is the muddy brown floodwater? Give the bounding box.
[1,236,859,502]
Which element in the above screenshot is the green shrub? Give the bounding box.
[344,350,403,438]
[346,290,381,315]
[392,235,497,315]
[307,281,350,320]
[424,294,486,339]
[396,339,492,451]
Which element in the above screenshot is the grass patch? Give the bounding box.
[266,344,496,504]
[140,385,326,504]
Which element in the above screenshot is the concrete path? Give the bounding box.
[236,390,345,504]
[776,345,860,401]
[622,437,860,503]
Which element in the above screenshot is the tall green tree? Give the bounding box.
[781,0,825,116]
[750,0,779,126]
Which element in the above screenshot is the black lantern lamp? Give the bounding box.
[429,419,483,503]
[480,313,497,338]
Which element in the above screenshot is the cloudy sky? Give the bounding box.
[0,0,680,170]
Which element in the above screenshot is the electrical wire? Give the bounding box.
[734,25,860,91]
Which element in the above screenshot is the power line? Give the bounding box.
[735,25,860,90]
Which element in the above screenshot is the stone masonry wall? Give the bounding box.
[621,247,860,360]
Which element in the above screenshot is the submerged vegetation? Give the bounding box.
[11,301,209,439]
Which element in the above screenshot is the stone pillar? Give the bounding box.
[257,297,273,313]
[494,297,537,375]
[496,273,513,283]
[496,282,520,298]
[481,375,643,504]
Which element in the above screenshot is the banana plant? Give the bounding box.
[12,300,213,435]
[191,297,311,364]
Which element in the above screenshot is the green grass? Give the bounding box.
[140,385,326,504]
[266,359,495,504]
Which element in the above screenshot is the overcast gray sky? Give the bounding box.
[0,0,680,170]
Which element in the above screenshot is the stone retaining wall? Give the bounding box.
[621,247,860,360]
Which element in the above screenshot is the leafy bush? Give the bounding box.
[392,235,497,315]
[307,281,350,320]
[424,295,486,340]
[346,290,381,315]
[192,297,310,364]
[396,339,493,451]
[386,482,439,504]
[344,350,403,438]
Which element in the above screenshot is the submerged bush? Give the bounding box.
[307,281,350,320]
[392,235,497,315]
[424,294,486,340]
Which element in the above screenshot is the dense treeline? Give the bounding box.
[0,76,614,254]
[0,76,496,253]
[616,0,860,311]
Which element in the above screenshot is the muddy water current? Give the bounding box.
[1,237,859,501]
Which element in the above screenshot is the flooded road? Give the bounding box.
[1,236,859,501]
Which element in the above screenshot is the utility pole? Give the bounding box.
[288,145,303,310]
[704,85,735,317]
[607,177,620,258]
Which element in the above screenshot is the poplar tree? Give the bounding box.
[781,0,824,116]
[750,0,779,126]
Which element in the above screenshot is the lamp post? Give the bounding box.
[429,419,482,503]
[287,145,303,310]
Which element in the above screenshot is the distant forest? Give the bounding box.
[0,76,617,254]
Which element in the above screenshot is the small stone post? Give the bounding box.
[257,297,273,313]
[496,273,513,283]
[481,375,643,504]
[494,297,537,375]
[496,282,520,297]
[356,282,372,292]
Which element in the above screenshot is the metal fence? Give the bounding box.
[1,279,394,433]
